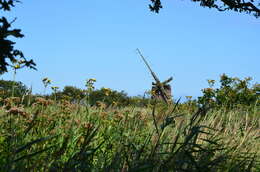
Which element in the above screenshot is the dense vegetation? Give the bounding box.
[2,73,258,108]
[0,75,259,171]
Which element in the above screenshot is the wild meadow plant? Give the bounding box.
[51,86,59,102]
[42,77,51,95]
[0,96,259,171]
[85,78,96,106]
[0,76,259,171]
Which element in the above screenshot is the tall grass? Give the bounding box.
[0,98,259,171]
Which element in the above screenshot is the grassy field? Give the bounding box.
[0,98,259,171]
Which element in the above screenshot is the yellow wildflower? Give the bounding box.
[14,64,20,69]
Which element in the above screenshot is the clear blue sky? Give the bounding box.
[1,0,259,99]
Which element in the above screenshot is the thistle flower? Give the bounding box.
[89,78,96,82]
[86,78,96,84]
[103,87,111,96]
[85,78,96,92]
[42,78,52,94]
[42,77,51,87]
[112,101,118,106]
[207,79,215,87]
[51,86,59,92]
[203,88,213,93]
[42,77,51,84]
[14,64,21,69]
[11,59,25,70]
[186,96,192,100]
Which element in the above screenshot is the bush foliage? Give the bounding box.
[0,79,29,99]
[198,74,259,108]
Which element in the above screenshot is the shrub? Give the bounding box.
[198,74,259,108]
[0,79,28,99]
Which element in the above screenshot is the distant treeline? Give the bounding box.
[0,74,259,108]
[0,79,151,107]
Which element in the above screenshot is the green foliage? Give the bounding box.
[198,74,259,108]
[88,88,154,107]
[54,86,85,102]
[0,79,28,99]
[0,99,259,171]
[149,0,260,17]
[0,76,259,171]
[128,95,152,107]
[48,85,151,107]
[89,88,129,107]
[0,0,18,11]
[63,86,85,99]
[0,0,36,74]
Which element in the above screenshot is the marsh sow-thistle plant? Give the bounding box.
[42,77,51,95]
[84,78,96,105]
[103,87,111,96]
[51,86,59,101]
[85,78,96,91]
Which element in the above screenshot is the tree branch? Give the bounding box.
[149,0,260,17]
